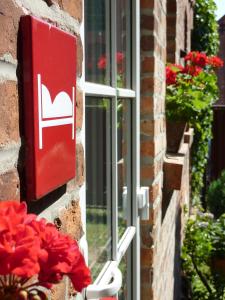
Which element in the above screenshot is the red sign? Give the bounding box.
[21,16,76,200]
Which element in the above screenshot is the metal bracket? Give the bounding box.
[137,187,150,220]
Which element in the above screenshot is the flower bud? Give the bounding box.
[18,290,28,300]
[30,295,41,300]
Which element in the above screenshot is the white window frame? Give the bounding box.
[83,0,141,299]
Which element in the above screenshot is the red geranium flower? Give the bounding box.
[207,56,224,68]
[69,251,92,292]
[166,64,183,85]
[182,65,203,77]
[185,51,208,68]
[0,201,92,298]
[97,55,107,69]
[0,224,41,277]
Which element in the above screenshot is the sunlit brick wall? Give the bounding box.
[140,0,194,299]
[0,1,84,299]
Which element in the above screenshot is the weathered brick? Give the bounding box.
[56,200,83,240]
[141,224,153,247]
[141,119,154,136]
[149,180,161,203]
[141,140,154,157]
[140,0,154,9]
[141,35,155,51]
[141,248,153,266]
[141,15,154,31]
[0,169,20,200]
[0,1,23,58]
[141,267,151,283]
[141,96,153,115]
[59,0,82,22]
[0,81,19,146]
[141,286,154,299]
[141,56,155,73]
[75,143,84,187]
[76,35,83,77]
[141,77,154,93]
[76,88,83,129]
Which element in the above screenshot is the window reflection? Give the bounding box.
[116,0,131,88]
[85,97,112,280]
[85,0,111,85]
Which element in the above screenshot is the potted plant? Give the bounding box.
[0,200,91,300]
[166,51,223,153]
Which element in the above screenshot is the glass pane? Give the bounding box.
[116,0,131,88]
[85,0,111,85]
[117,99,132,239]
[86,97,112,280]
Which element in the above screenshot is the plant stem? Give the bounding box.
[191,254,213,295]
[0,277,5,287]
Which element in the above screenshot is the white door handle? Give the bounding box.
[85,266,122,299]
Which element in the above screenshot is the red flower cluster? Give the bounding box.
[182,65,202,77]
[97,52,125,74]
[185,51,208,67]
[166,64,183,85]
[0,201,91,299]
[207,55,224,68]
[185,51,224,68]
[166,51,224,86]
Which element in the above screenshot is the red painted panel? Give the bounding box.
[21,16,76,200]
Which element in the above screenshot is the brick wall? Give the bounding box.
[167,0,194,64]
[0,0,195,298]
[140,0,194,299]
[0,1,84,299]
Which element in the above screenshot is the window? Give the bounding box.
[84,1,141,299]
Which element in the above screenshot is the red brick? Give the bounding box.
[0,1,23,58]
[0,82,19,146]
[164,155,184,190]
[60,0,82,22]
[141,285,153,299]
[141,267,152,283]
[141,140,154,157]
[76,88,83,129]
[141,56,155,73]
[0,170,20,200]
[141,15,154,31]
[141,224,153,247]
[43,0,82,22]
[141,165,154,180]
[141,96,153,114]
[141,77,154,93]
[141,119,154,136]
[141,35,154,51]
[141,248,153,266]
[75,143,84,186]
[141,0,154,9]
[76,35,83,77]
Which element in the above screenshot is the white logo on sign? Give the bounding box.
[37,74,75,149]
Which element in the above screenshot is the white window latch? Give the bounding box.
[85,262,122,299]
[137,187,150,220]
